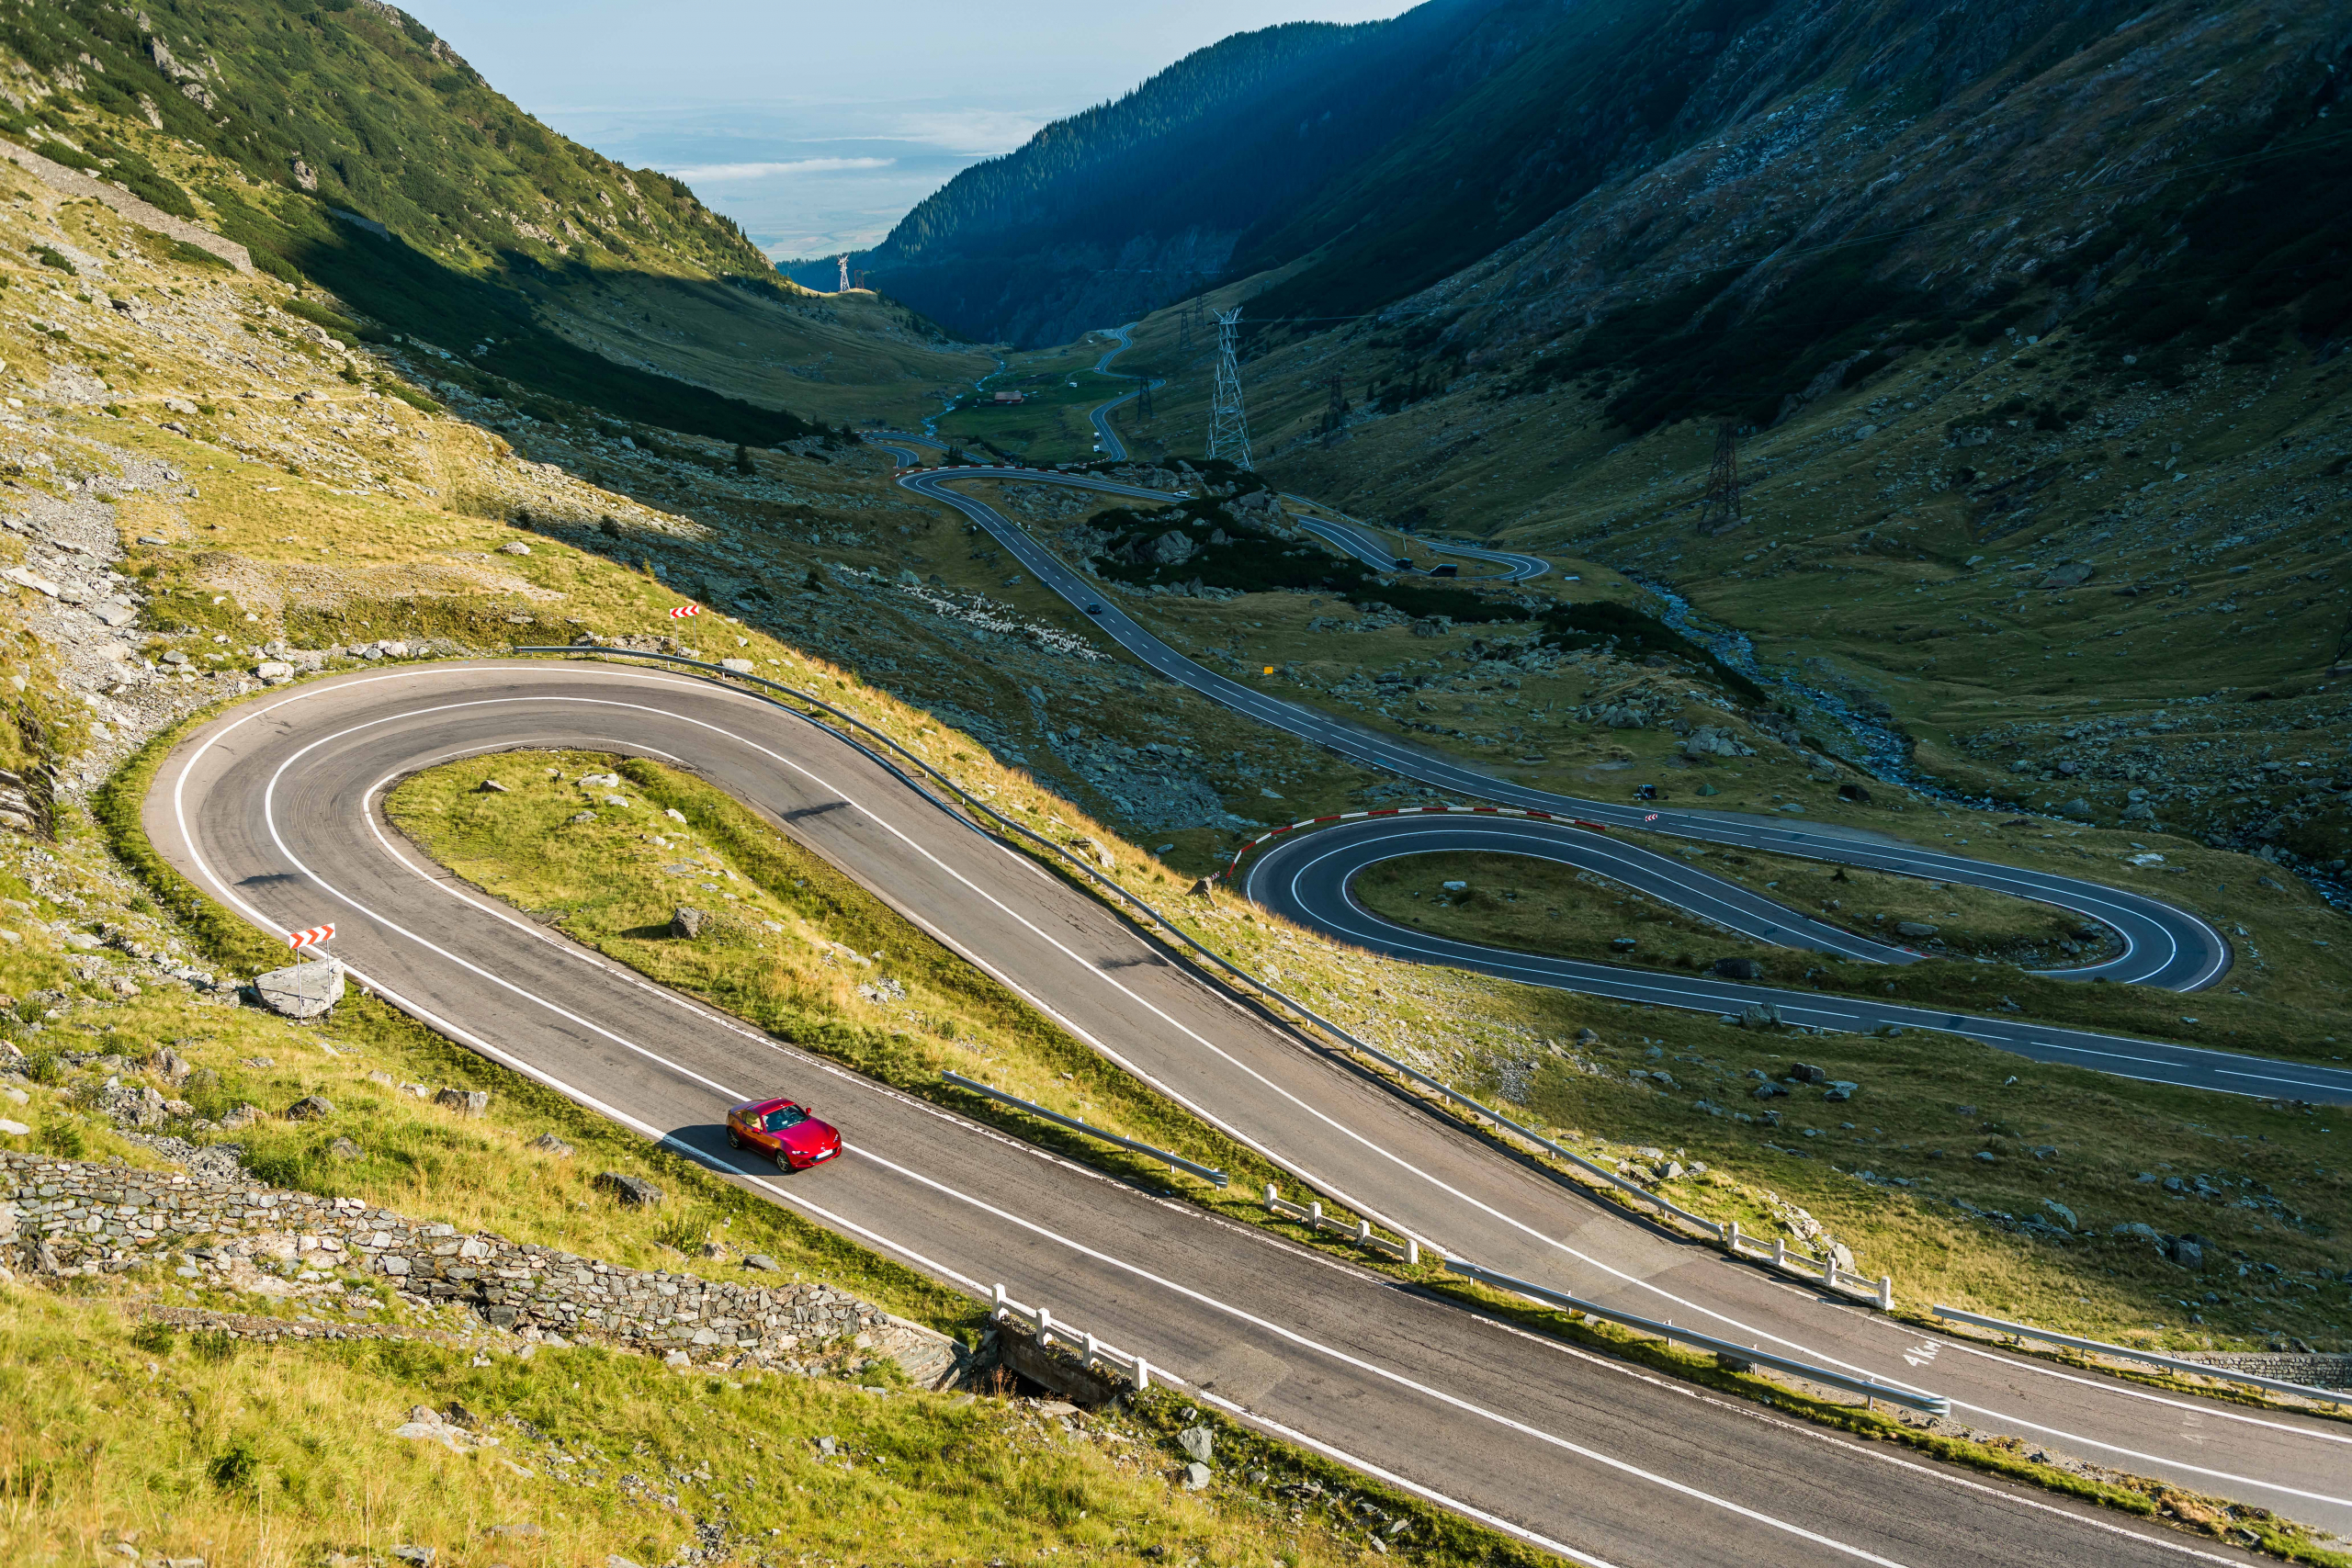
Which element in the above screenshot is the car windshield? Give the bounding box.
[763,1106,808,1133]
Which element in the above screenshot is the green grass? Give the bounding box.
[381,749,1379,1243]
[0,1283,1453,1568]
[1350,843,2096,973]
[936,340,1128,462]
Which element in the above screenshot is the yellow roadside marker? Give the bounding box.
[1263,665,1275,675]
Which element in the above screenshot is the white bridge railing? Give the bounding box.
[1722,1220,1892,1309]
[991,1284,1153,1392]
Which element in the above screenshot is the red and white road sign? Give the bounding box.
[288,924,334,952]
[668,602,703,619]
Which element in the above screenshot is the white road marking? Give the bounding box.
[162,663,2350,1528]
[168,715,1911,1565]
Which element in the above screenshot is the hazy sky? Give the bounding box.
[400,1,1419,262]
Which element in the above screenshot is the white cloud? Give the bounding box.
[666,157,895,181]
[883,108,1046,154]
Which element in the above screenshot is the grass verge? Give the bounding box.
[0,1282,1447,1568]
[380,748,1381,1245]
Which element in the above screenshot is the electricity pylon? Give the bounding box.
[835,254,850,292]
[1207,309,1253,470]
[1694,422,1743,535]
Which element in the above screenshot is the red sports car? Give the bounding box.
[724,1096,842,1171]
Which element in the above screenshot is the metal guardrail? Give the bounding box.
[993,1284,1155,1391]
[1449,1259,1950,1416]
[944,1069,1228,1188]
[516,649,1892,1306]
[1930,1305,2344,1403]
[1265,1183,1419,1264]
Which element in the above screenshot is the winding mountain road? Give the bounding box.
[131,362,2347,1563]
[1086,322,1160,461]
[885,461,2352,1117]
[149,660,2351,1563]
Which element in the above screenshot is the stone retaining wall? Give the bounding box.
[0,1153,939,1372]
[2175,1352,2352,1390]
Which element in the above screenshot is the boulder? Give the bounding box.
[1825,1081,1859,1102]
[2057,797,2095,820]
[595,1170,663,1208]
[1183,1461,1212,1491]
[528,1133,574,1157]
[1791,1063,1826,1084]
[434,1087,489,1118]
[98,1083,167,1128]
[253,959,345,1019]
[329,1135,363,1159]
[1894,921,1939,939]
[147,1044,193,1087]
[1144,529,1197,566]
[2038,561,2096,590]
[1712,957,1760,980]
[1177,1426,1214,1463]
[2168,1237,2204,1270]
[1680,725,1754,759]
[284,1094,335,1122]
[1739,1004,1781,1031]
[670,907,706,939]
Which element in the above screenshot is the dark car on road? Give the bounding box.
[725,1096,842,1171]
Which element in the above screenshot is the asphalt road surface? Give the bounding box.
[1295,508,1552,583]
[885,464,2352,1118]
[1087,323,1164,461]
[1079,322,1550,582]
[152,660,2346,1562]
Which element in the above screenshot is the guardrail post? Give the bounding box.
[1265,1182,1278,1210]
[1723,1219,1741,1255]
[1404,1237,1419,1267]
[1773,1237,1786,1270]
[1084,1332,1100,1369]
[1309,1201,1324,1227]
[1134,1357,1151,1393]
[991,1282,1006,1321]
[1037,1305,1054,1348]
[1824,1252,1837,1289]
[1355,1220,1371,1246]
[1877,1276,1894,1312]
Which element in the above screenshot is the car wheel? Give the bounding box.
[725,1127,741,1149]
[775,1145,794,1173]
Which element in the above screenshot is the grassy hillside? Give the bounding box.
[0,0,993,438]
[2,51,2348,1561]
